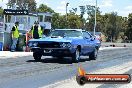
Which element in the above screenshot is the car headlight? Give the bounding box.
[28,42,38,47]
[60,43,72,48]
[66,43,72,48]
[61,43,66,48]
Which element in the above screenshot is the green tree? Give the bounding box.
[8,0,37,12]
[100,12,128,42]
[52,13,61,29]
[126,13,132,40]
[51,13,66,29]
[52,12,83,29]
[85,10,128,42]
[37,4,54,13]
[67,13,83,29]
[85,7,102,32]
[0,7,3,15]
[115,16,128,41]
[100,12,117,42]
[0,7,3,20]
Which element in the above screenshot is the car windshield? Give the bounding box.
[50,30,82,37]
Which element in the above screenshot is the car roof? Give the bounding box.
[55,29,82,31]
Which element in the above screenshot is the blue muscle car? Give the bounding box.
[28,29,101,62]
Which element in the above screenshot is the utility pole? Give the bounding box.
[94,0,97,36]
[66,3,69,28]
[16,0,17,4]
[66,3,69,21]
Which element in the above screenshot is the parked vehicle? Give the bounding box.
[89,32,102,41]
[28,29,101,62]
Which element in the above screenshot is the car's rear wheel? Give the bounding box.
[52,55,63,58]
[89,48,98,60]
[72,48,80,63]
[33,52,42,61]
[52,56,64,59]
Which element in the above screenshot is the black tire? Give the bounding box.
[72,48,80,63]
[89,48,98,60]
[52,56,63,59]
[33,52,42,61]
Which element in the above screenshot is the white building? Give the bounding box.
[0,9,53,51]
[3,12,52,32]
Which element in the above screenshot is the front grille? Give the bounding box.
[38,42,60,48]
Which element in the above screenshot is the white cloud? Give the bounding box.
[80,0,95,6]
[110,5,132,17]
[56,1,66,14]
[118,10,131,17]
[0,0,8,9]
[125,6,132,10]
[60,1,66,5]
[100,0,113,7]
[118,5,132,17]
[57,6,65,11]
[36,0,49,8]
[56,0,71,14]
[81,0,92,1]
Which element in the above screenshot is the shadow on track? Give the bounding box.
[26,57,90,64]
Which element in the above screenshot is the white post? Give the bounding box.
[14,15,16,23]
[4,15,5,32]
[66,3,68,21]
[16,0,18,4]
[2,15,6,51]
[27,15,28,31]
[7,15,8,23]
[15,0,18,22]
[94,0,97,36]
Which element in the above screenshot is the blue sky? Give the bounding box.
[0,0,132,17]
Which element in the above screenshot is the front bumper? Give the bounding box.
[31,47,76,57]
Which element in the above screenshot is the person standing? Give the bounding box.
[11,22,20,52]
[30,21,43,39]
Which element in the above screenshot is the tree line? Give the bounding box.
[0,0,132,42]
[40,5,132,42]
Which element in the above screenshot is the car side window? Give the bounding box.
[83,32,91,39]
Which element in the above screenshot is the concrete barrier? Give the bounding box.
[101,42,132,47]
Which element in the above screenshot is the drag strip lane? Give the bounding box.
[0,48,132,88]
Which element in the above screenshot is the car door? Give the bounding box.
[82,31,95,55]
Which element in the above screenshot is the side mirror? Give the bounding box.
[91,37,95,41]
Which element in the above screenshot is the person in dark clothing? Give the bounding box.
[30,21,43,39]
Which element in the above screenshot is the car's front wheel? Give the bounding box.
[72,48,80,63]
[89,48,98,60]
[33,52,42,61]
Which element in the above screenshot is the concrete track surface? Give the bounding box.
[0,47,132,88]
